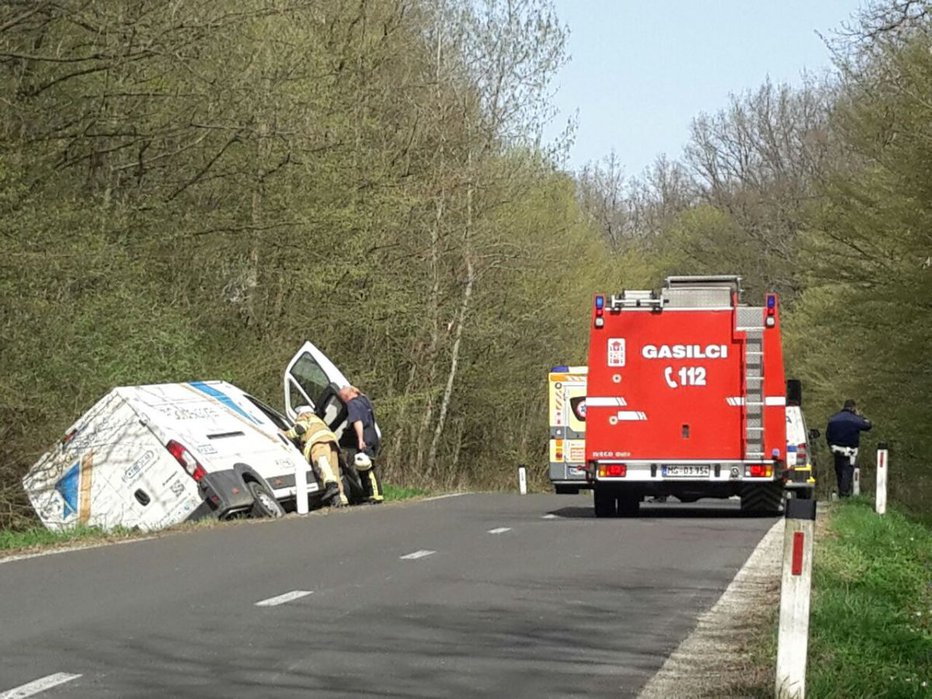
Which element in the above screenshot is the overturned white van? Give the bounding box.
[23,341,370,532]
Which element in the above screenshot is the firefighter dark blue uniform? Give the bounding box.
[826,400,872,497]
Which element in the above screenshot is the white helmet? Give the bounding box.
[354,452,372,470]
[294,405,315,417]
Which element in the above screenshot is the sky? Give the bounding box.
[543,0,867,174]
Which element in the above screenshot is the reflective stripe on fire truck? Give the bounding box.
[586,397,628,407]
[726,396,787,406]
[611,411,647,422]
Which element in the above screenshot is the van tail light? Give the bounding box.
[167,440,207,482]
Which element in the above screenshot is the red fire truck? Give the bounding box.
[584,275,811,517]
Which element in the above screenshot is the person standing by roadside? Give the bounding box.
[338,385,384,503]
[826,399,872,498]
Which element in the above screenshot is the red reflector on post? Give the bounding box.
[791,531,804,575]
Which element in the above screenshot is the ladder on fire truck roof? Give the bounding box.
[664,274,743,291]
[608,276,746,311]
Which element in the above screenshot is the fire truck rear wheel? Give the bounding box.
[594,487,617,518]
[617,493,640,517]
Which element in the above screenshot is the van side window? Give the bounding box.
[291,353,329,407]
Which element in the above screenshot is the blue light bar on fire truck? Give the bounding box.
[594,295,605,327]
[765,293,777,327]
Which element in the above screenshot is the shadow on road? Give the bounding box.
[548,501,780,520]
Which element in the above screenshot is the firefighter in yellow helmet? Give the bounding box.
[285,406,348,507]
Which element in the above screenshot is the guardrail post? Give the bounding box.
[852,466,860,496]
[875,442,888,515]
[775,498,816,699]
[295,462,309,515]
[518,465,527,495]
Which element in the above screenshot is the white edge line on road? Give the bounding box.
[0,535,160,566]
[0,672,82,699]
[542,514,557,519]
[255,590,314,607]
[400,550,436,560]
[487,527,511,534]
[422,493,469,502]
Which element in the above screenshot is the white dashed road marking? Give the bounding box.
[0,673,82,699]
[400,550,436,560]
[487,527,511,534]
[542,514,557,519]
[255,590,314,607]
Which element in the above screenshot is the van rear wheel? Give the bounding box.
[248,481,285,519]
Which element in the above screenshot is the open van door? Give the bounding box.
[284,341,351,433]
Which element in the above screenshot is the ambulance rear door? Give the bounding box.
[548,366,589,493]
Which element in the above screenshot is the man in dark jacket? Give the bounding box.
[826,399,872,497]
[339,385,384,503]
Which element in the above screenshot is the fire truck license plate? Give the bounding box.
[662,465,711,477]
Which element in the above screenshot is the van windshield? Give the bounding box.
[243,395,290,430]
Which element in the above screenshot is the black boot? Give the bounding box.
[321,481,340,505]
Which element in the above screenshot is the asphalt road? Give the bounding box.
[0,494,777,698]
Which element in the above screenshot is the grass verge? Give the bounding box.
[0,524,142,555]
[807,498,930,698]
[383,483,428,501]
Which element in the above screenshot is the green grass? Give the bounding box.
[383,483,428,501]
[808,498,931,698]
[0,524,140,553]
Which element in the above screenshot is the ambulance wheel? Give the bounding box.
[248,481,285,519]
[617,493,640,517]
[594,487,617,518]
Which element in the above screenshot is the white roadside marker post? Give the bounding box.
[852,466,860,496]
[776,497,816,699]
[518,465,527,495]
[875,442,888,515]
[295,461,309,515]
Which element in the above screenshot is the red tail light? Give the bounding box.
[746,465,773,478]
[598,464,627,478]
[167,440,207,482]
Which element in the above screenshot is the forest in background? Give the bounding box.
[1,0,928,529]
